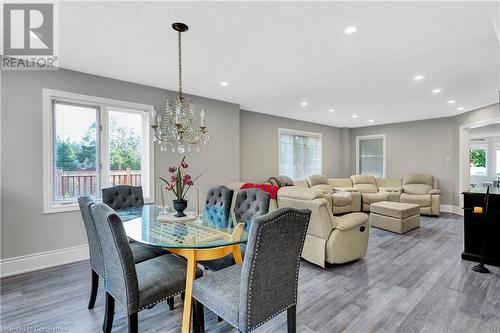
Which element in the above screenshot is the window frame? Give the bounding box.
[42,89,155,214]
[469,143,488,177]
[356,134,387,178]
[277,128,323,181]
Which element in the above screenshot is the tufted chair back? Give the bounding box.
[204,186,234,228]
[234,188,270,230]
[238,207,311,332]
[90,203,139,314]
[78,196,104,276]
[102,185,144,210]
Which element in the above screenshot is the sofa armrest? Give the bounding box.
[334,212,369,231]
[428,189,441,195]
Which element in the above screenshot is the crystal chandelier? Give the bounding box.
[152,22,209,153]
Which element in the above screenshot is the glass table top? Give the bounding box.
[118,205,248,249]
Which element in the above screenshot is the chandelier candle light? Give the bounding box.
[152,22,209,153]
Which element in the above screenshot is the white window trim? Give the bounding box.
[277,128,323,180]
[356,134,386,177]
[42,89,155,214]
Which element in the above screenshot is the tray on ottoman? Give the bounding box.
[370,201,420,234]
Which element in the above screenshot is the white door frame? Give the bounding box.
[458,116,500,208]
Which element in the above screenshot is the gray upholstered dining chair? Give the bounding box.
[78,196,170,311]
[202,188,270,272]
[204,186,234,228]
[90,202,203,333]
[191,207,311,333]
[102,185,144,210]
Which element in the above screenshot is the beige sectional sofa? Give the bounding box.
[277,186,369,267]
[290,173,441,216]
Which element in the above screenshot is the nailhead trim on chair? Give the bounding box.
[246,211,309,331]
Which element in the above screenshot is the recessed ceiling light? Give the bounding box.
[220,81,228,86]
[345,26,357,34]
[432,89,441,94]
[329,109,335,112]
[368,119,374,123]
[352,114,358,119]
[457,106,465,111]
[300,101,308,106]
[447,100,456,104]
[413,75,424,81]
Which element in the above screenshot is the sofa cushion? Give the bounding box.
[378,187,401,193]
[333,187,359,192]
[403,174,433,186]
[403,184,432,195]
[334,212,369,231]
[370,201,420,219]
[332,192,352,207]
[311,184,333,194]
[400,193,432,206]
[307,174,329,187]
[351,175,378,193]
[278,186,324,200]
[361,192,389,204]
[328,178,353,188]
[376,178,403,189]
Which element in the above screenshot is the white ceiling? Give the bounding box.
[58,1,499,128]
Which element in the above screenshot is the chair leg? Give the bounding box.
[103,292,115,333]
[167,297,174,310]
[88,269,99,310]
[128,313,138,333]
[192,298,205,333]
[287,305,296,333]
[181,292,185,300]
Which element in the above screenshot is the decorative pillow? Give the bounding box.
[268,175,294,188]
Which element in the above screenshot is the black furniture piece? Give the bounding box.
[202,188,270,272]
[78,197,167,311]
[192,207,311,333]
[90,203,203,333]
[102,185,144,210]
[462,186,500,267]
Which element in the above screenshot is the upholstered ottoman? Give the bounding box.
[370,201,420,234]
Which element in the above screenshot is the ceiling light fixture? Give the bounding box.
[345,26,357,34]
[151,22,209,153]
[352,115,358,119]
[432,89,441,94]
[301,101,308,106]
[368,119,374,123]
[458,107,465,111]
[329,109,335,112]
[413,75,424,81]
[220,81,228,86]
[448,100,456,104]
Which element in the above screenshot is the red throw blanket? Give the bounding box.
[240,183,279,200]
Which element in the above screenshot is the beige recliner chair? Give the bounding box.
[400,174,441,216]
[307,175,361,214]
[277,186,370,268]
[351,175,389,212]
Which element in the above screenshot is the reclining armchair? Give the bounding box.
[277,186,369,267]
[306,175,361,215]
[400,174,441,216]
[351,175,388,212]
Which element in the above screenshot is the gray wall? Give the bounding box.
[1,69,239,259]
[239,110,350,182]
[350,103,500,206]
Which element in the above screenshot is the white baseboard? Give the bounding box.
[440,204,463,216]
[0,244,89,278]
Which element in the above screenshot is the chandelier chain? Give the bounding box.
[178,31,183,99]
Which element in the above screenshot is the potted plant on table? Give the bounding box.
[160,156,201,217]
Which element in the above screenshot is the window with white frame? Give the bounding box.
[356,134,386,178]
[496,144,500,177]
[469,144,488,176]
[43,89,154,213]
[278,128,322,180]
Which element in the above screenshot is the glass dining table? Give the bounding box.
[118,204,247,333]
